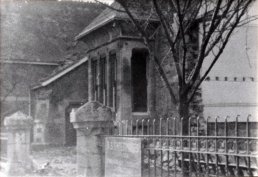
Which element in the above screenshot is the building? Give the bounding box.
[31,1,161,145]
[75,1,258,122]
[31,58,88,145]
[31,1,258,145]
[201,1,258,122]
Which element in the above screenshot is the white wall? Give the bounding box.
[201,1,258,121]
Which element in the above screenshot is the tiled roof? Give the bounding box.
[75,2,158,40]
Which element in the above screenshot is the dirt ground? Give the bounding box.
[30,146,77,176]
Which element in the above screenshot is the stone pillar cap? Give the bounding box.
[71,101,113,123]
[4,111,33,128]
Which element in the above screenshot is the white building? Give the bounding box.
[201,1,258,122]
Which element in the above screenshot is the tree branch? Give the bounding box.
[187,0,253,103]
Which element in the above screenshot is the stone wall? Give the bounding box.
[154,29,179,118]
[32,62,88,145]
[154,25,202,118]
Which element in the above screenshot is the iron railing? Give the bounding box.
[113,115,258,177]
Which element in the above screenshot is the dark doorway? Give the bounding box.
[65,102,82,146]
[131,49,148,112]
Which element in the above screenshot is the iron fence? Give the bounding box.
[113,115,258,177]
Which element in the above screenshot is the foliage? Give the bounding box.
[0,0,104,62]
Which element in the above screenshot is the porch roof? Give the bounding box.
[32,57,88,90]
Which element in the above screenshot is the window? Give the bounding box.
[131,49,148,112]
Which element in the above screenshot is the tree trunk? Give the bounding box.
[178,93,190,177]
[179,93,190,135]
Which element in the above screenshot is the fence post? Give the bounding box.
[246,115,252,176]
[160,117,163,135]
[235,115,239,176]
[225,116,229,176]
[197,117,200,176]
[189,117,192,177]
[70,101,113,177]
[153,119,156,135]
[181,117,186,176]
[142,119,145,135]
[206,117,209,176]
[4,111,34,176]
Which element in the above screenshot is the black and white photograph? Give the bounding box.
[0,0,258,176]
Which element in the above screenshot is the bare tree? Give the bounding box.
[96,0,257,134]
[0,64,32,121]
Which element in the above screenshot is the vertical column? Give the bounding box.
[148,58,156,116]
[116,43,132,121]
[113,59,117,111]
[106,50,111,107]
[108,52,117,112]
[88,57,93,102]
[102,56,107,106]
[97,55,101,102]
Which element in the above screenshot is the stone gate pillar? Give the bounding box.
[71,101,114,177]
[4,111,33,176]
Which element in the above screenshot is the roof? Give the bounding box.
[0,59,58,66]
[32,57,88,90]
[76,2,158,40]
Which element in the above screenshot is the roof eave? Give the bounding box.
[31,85,42,90]
[75,16,160,41]
[31,57,88,91]
[75,15,117,41]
